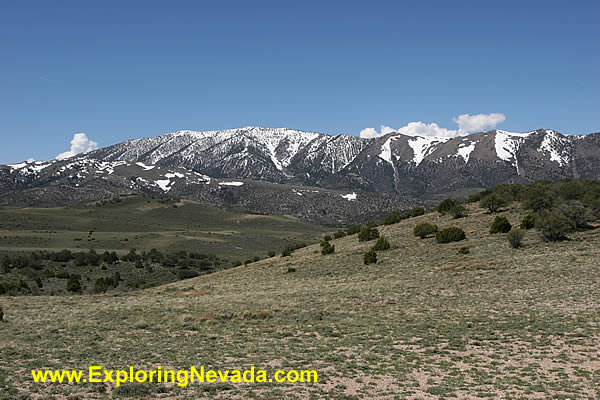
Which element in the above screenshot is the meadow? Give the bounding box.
[1,202,598,398]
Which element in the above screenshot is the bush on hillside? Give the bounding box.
[437,199,458,215]
[346,225,362,235]
[450,204,467,219]
[358,225,380,242]
[363,249,377,265]
[520,214,537,230]
[0,306,3,321]
[267,250,276,258]
[490,216,512,234]
[480,192,510,213]
[372,236,390,251]
[321,242,335,255]
[457,246,470,255]
[333,230,347,239]
[507,229,525,248]
[66,276,82,293]
[558,201,594,231]
[522,184,556,212]
[382,211,403,225]
[293,242,307,250]
[281,246,293,257]
[436,227,466,243]
[410,207,425,217]
[536,210,576,242]
[323,234,332,242]
[413,223,438,239]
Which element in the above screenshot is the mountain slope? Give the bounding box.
[1,126,599,214]
[3,203,599,398]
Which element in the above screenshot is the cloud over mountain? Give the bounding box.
[56,133,98,160]
[360,113,506,139]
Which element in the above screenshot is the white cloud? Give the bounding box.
[397,121,461,138]
[453,113,506,133]
[56,133,98,160]
[360,113,506,139]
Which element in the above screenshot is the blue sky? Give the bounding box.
[1,0,598,163]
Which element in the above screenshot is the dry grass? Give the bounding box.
[1,204,599,399]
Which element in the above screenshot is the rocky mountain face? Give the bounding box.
[1,126,598,223]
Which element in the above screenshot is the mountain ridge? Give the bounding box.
[1,126,599,223]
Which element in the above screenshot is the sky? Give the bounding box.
[1,0,599,163]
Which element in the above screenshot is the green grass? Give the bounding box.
[0,195,328,260]
[1,204,599,398]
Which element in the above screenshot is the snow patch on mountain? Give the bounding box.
[341,192,357,201]
[457,142,476,163]
[136,162,155,171]
[8,160,52,174]
[408,136,449,165]
[538,130,571,166]
[379,136,399,165]
[494,130,533,172]
[218,181,244,186]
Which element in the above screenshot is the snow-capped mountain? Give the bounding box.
[1,126,598,221]
[81,126,600,192]
[88,127,334,182]
[328,128,599,194]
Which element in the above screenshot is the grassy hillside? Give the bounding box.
[0,195,328,260]
[1,203,599,398]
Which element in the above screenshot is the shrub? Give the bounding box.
[436,227,466,243]
[536,210,576,242]
[66,276,82,293]
[73,252,87,267]
[413,223,438,238]
[358,226,380,242]
[437,199,458,215]
[346,225,362,235]
[0,306,3,321]
[50,249,73,262]
[522,185,556,212]
[87,249,101,266]
[267,250,276,258]
[94,277,117,293]
[507,229,525,248]
[372,236,390,251]
[520,214,537,230]
[363,249,377,265]
[490,216,512,234]
[287,267,296,273]
[457,246,470,255]
[281,247,293,257]
[293,242,307,250]
[449,204,467,219]
[333,230,347,239]
[558,201,593,230]
[321,242,335,255]
[480,192,510,213]
[382,211,403,225]
[323,234,332,242]
[410,207,425,217]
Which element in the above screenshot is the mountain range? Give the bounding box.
[1,126,598,224]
